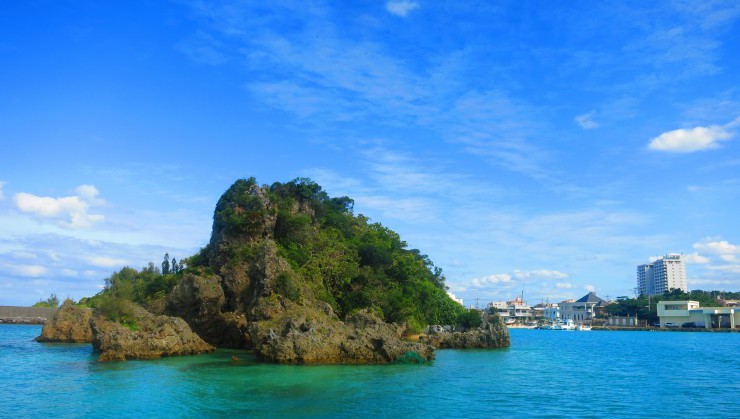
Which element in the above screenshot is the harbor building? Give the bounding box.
[559,292,608,323]
[636,253,687,296]
[487,297,533,324]
[657,300,739,329]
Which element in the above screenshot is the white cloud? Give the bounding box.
[648,124,733,152]
[514,269,569,280]
[585,284,596,292]
[75,185,106,206]
[574,111,599,129]
[87,256,128,268]
[0,181,5,200]
[13,185,105,229]
[555,282,574,289]
[471,273,512,288]
[5,263,48,277]
[385,1,419,17]
[684,252,710,264]
[693,240,740,255]
[706,264,740,273]
[61,269,79,277]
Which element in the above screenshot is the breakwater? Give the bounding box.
[592,326,738,333]
[0,306,58,324]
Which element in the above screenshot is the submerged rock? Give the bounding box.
[35,300,92,343]
[90,303,214,361]
[420,312,510,349]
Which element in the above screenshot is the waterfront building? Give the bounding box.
[487,298,533,324]
[608,316,639,327]
[559,292,608,323]
[657,300,739,329]
[543,304,560,321]
[636,253,687,296]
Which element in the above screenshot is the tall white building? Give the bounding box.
[636,253,687,296]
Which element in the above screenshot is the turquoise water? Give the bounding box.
[1,325,738,418]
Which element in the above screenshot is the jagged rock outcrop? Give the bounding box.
[251,308,434,364]
[420,312,510,349]
[174,178,435,363]
[166,273,250,347]
[35,300,92,343]
[91,303,214,361]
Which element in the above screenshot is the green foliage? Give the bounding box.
[162,252,170,275]
[32,293,60,308]
[86,260,182,313]
[456,309,483,329]
[274,272,301,301]
[265,177,461,329]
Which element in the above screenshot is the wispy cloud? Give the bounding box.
[575,111,599,129]
[0,181,5,200]
[386,1,420,17]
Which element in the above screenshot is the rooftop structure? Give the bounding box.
[637,253,687,296]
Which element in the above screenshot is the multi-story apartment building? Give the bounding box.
[636,253,687,296]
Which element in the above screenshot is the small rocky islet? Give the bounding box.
[37,177,510,363]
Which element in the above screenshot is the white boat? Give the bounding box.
[504,317,516,325]
[576,324,592,331]
[549,319,576,330]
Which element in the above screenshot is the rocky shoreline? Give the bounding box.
[1,317,48,325]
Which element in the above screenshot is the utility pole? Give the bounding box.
[475,298,480,309]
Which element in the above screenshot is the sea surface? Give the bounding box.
[1,325,738,418]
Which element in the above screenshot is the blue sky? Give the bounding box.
[1,1,740,306]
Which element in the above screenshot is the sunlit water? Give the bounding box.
[1,325,737,418]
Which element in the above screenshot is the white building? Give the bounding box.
[559,292,608,323]
[487,297,532,324]
[636,253,687,296]
[657,300,738,329]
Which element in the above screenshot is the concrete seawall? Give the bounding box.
[0,306,59,324]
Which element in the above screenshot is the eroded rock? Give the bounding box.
[91,303,214,361]
[420,312,510,349]
[35,300,92,343]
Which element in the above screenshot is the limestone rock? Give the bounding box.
[91,303,214,361]
[420,312,510,349]
[251,308,434,364]
[35,300,92,343]
[166,273,250,347]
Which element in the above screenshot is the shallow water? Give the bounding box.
[1,325,737,418]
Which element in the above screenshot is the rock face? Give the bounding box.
[35,300,92,343]
[91,303,214,361]
[166,273,250,348]
[251,308,434,364]
[420,312,510,349]
[169,178,434,364]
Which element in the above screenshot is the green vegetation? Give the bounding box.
[198,177,467,332]
[80,177,470,333]
[32,293,59,308]
[80,257,185,327]
[606,289,740,324]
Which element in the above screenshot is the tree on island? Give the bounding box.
[162,253,170,275]
[32,293,60,308]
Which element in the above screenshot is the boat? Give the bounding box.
[504,317,516,325]
[549,319,576,330]
[576,324,592,331]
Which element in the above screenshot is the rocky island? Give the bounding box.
[38,177,509,363]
